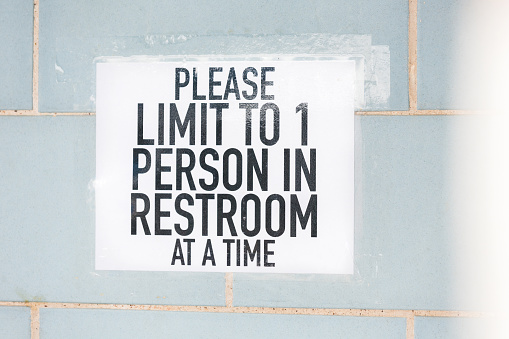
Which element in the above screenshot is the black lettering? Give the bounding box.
[158,103,164,145]
[131,193,150,235]
[132,148,151,190]
[283,148,290,191]
[236,239,241,266]
[200,103,207,145]
[176,148,196,190]
[210,103,228,145]
[155,148,172,190]
[175,193,194,236]
[170,103,196,145]
[209,67,222,100]
[193,68,206,100]
[175,68,190,100]
[263,240,275,267]
[239,103,258,145]
[223,239,235,266]
[265,194,285,237]
[295,149,316,191]
[223,67,240,100]
[241,194,261,237]
[137,103,154,145]
[260,103,280,146]
[223,148,242,191]
[296,102,308,146]
[260,67,274,100]
[171,239,185,265]
[199,148,219,191]
[155,193,172,235]
[217,194,237,236]
[242,67,258,100]
[244,240,261,266]
[247,148,268,191]
[290,194,317,237]
[202,239,216,266]
[183,238,195,265]
[196,194,214,236]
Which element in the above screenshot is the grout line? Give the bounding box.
[32,0,39,114]
[0,110,36,115]
[225,273,233,308]
[406,313,415,339]
[400,109,479,115]
[355,110,476,116]
[37,112,95,116]
[30,305,40,339]
[0,111,94,116]
[0,110,479,116]
[408,0,418,112]
[0,301,492,318]
[413,310,489,318]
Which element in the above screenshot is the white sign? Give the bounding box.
[95,58,355,274]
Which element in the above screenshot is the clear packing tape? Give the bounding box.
[55,34,389,111]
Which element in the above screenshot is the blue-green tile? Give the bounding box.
[417,0,467,109]
[0,307,31,339]
[40,308,406,339]
[0,0,33,109]
[233,115,459,310]
[415,316,496,339]
[0,116,224,305]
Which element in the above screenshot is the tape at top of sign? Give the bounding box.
[54,34,389,111]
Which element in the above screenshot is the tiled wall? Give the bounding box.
[0,0,494,338]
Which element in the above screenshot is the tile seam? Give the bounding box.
[30,305,40,339]
[32,0,39,114]
[0,110,479,116]
[0,110,36,115]
[406,313,415,339]
[0,302,492,318]
[408,0,418,112]
[355,110,475,115]
[225,273,233,308]
[413,310,489,318]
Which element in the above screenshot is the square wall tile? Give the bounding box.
[415,316,497,339]
[0,116,224,306]
[41,308,406,339]
[0,307,31,339]
[417,0,471,109]
[0,0,33,109]
[233,116,463,310]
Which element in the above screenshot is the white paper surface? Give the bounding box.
[95,58,355,274]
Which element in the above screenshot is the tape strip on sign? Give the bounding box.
[95,57,355,274]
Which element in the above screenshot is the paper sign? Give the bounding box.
[95,58,355,274]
